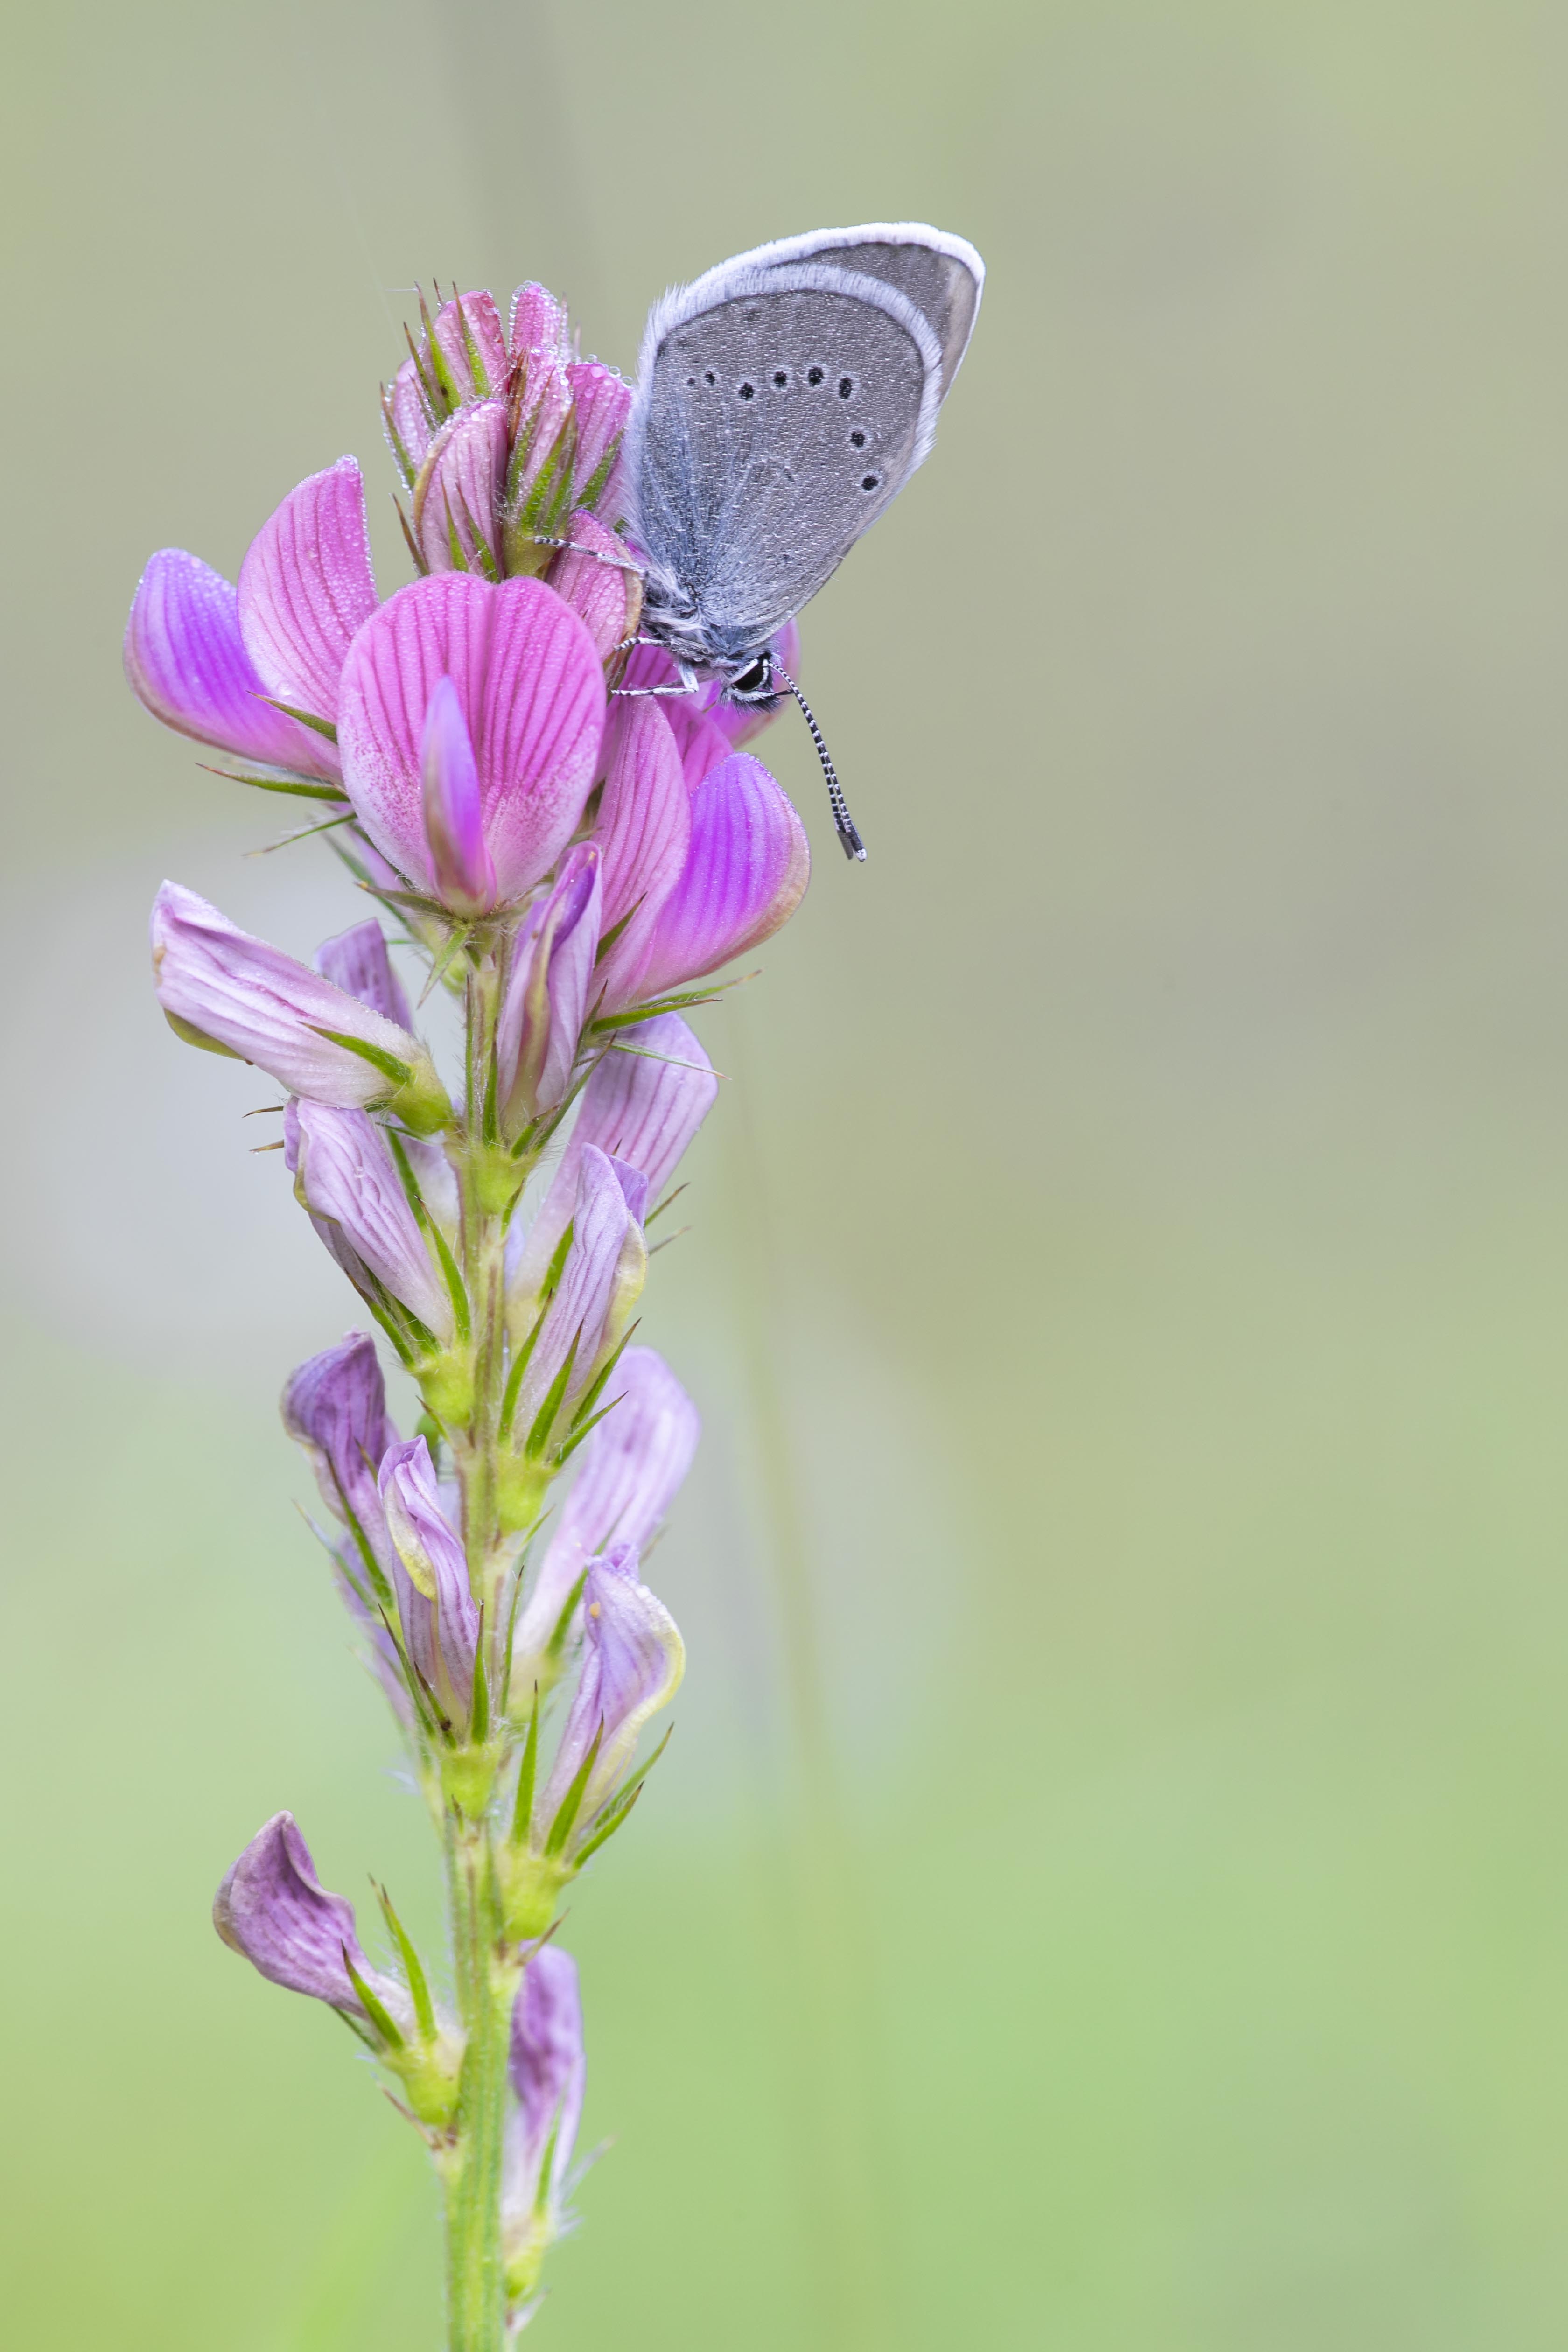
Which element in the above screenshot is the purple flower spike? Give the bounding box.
[512,1347,699,1675]
[512,1146,646,1445]
[215,1811,406,2027]
[421,675,498,915]
[590,701,691,1010]
[379,1436,480,1712]
[495,845,602,1128]
[336,574,605,905]
[290,1099,456,1343]
[508,1014,716,1321]
[549,510,639,664]
[125,550,339,779]
[236,457,378,728]
[413,399,511,578]
[618,755,810,1010]
[315,920,413,1029]
[281,1332,399,1570]
[508,1945,586,2227]
[151,882,452,1131]
[535,1546,684,1839]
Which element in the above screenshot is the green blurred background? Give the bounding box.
[6,0,1568,2343]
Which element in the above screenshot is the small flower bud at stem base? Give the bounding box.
[473,1143,527,1218]
[496,1456,551,1537]
[415,1351,475,1426]
[501,1851,570,1945]
[389,2041,464,2132]
[442,1742,504,1819]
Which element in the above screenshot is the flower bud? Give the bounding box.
[507,1147,647,1471]
[151,883,452,1132]
[504,1946,586,2310]
[494,845,602,1131]
[288,1099,457,1346]
[215,1811,409,2036]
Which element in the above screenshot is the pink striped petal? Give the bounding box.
[337,574,605,902]
[385,356,436,474]
[509,283,570,361]
[125,549,338,778]
[237,458,378,726]
[548,508,640,663]
[431,289,509,399]
[631,756,810,1004]
[422,676,497,913]
[591,701,690,1012]
[413,399,509,576]
[566,360,632,516]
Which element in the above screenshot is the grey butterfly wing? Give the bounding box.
[744,222,984,397]
[630,261,945,661]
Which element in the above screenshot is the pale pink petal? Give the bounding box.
[237,459,378,725]
[548,508,640,663]
[386,357,435,473]
[431,289,509,399]
[509,283,570,361]
[566,360,632,516]
[412,400,509,576]
[591,701,691,1013]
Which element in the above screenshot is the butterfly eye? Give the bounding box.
[732,656,772,697]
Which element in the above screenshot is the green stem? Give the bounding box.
[442,1816,518,2352]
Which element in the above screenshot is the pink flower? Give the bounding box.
[336,573,605,909]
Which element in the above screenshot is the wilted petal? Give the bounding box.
[624,756,809,1007]
[413,399,510,577]
[536,1547,684,1837]
[421,675,497,914]
[315,920,412,1029]
[337,574,605,904]
[512,1147,645,1442]
[215,1811,406,2023]
[548,509,640,663]
[291,1099,455,1342]
[508,1945,585,2217]
[379,1436,479,1707]
[151,882,451,1130]
[237,459,378,724]
[590,702,691,1012]
[281,1332,399,1574]
[496,845,602,1127]
[125,550,337,778]
[508,1014,715,1321]
[513,1347,698,1674]
[566,361,632,516]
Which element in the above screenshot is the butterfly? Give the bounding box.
[620,223,984,856]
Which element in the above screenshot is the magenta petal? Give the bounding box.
[237,459,378,724]
[338,575,605,904]
[591,702,691,1012]
[422,676,497,913]
[631,756,810,1004]
[548,509,638,663]
[566,360,632,515]
[509,282,569,360]
[125,549,337,777]
[413,399,509,576]
[432,289,509,398]
[387,356,435,471]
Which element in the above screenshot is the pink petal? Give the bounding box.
[566,361,632,516]
[592,701,691,1014]
[125,549,338,777]
[237,458,378,726]
[337,574,605,902]
[431,289,509,399]
[548,508,640,663]
[509,282,570,361]
[422,675,497,913]
[412,399,509,576]
[386,357,436,473]
[633,756,810,1003]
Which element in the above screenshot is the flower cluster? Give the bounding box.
[128,275,812,2339]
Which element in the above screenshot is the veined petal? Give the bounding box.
[315,920,413,1029]
[379,1436,480,1706]
[590,702,691,1012]
[151,882,451,1128]
[509,283,570,362]
[512,1347,698,1674]
[507,1014,715,1321]
[536,1546,684,1837]
[291,1100,455,1342]
[548,509,641,664]
[565,361,632,517]
[237,458,378,724]
[337,574,605,904]
[496,844,602,1126]
[125,550,338,777]
[513,1146,642,1436]
[215,1812,407,2024]
[386,356,437,474]
[431,288,509,399]
[508,1946,585,2218]
[421,676,497,914]
[630,756,809,1005]
[281,1332,399,1575]
[412,400,509,577]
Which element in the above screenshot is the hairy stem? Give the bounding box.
[443,1816,518,2352]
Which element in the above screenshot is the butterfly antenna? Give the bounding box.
[773,667,865,861]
